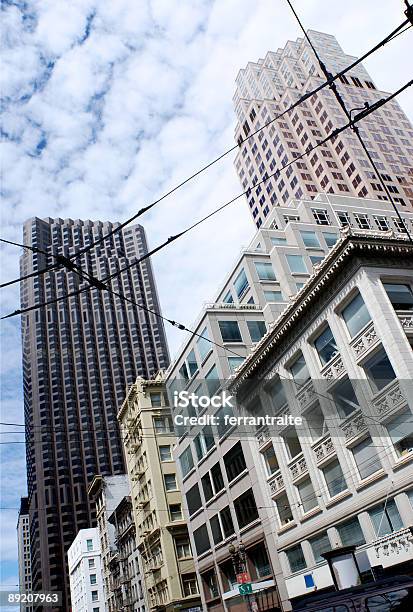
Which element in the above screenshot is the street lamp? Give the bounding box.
[228,541,257,612]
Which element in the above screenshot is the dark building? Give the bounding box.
[20,217,169,608]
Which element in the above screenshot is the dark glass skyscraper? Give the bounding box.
[20,217,169,607]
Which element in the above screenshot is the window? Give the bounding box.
[194,426,215,460]
[186,350,198,377]
[186,484,202,515]
[90,574,97,585]
[266,377,287,412]
[255,261,276,280]
[290,352,310,384]
[234,268,249,298]
[314,325,338,365]
[262,444,279,476]
[352,437,382,479]
[374,215,390,231]
[354,213,371,229]
[234,489,259,528]
[386,408,413,457]
[286,544,306,572]
[202,570,219,600]
[310,255,324,266]
[220,506,235,538]
[305,403,327,440]
[91,591,98,602]
[300,231,321,248]
[283,428,302,459]
[383,283,413,310]
[286,254,308,274]
[164,474,177,491]
[86,539,93,551]
[337,210,351,227]
[368,499,403,537]
[337,517,365,546]
[331,378,359,419]
[312,208,330,225]
[322,460,347,497]
[228,356,245,373]
[193,524,210,555]
[93,608,99,612]
[224,442,247,481]
[159,445,172,462]
[363,348,396,392]
[223,290,234,304]
[297,478,318,513]
[176,539,192,559]
[182,574,199,596]
[247,320,267,342]
[216,403,234,438]
[323,232,338,247]
[342,292,371,337]
[150,392,162,407]
[309,532,331,563]
[249,544,271,578]
[264,290,284,302]
[210,514,223,544]
[275,492,293,526]
[169,504,183,522]
[271,237,287,245]
[205,365,220,396]
[202,463,224,501]
[365,588,413,612]
[197,327,211,361]
[218,321,242,343]
[179,447,194,477]
[88,558,95,569]
[154,416,172,433]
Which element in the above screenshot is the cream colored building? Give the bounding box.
[118,375,202,612]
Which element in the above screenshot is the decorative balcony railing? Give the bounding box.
[269,470,285,495]
[397,311,413,331]
[350,321,379,359]
[373,379,405,418]
[289,455,308,481]
[366,527,413,569]
[296,381,317,410]
[312,435,335,464]
[204,301,261,310]
[320,354,345,383]
[340,409,367,443]
[256,426,270,448]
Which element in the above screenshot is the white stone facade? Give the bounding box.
[68,529,105,612]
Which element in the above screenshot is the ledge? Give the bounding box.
[277,521,297,535]
[325,489,352,508]
[300,506,322,523]
[391,452,413,471]
[355,468,387,491]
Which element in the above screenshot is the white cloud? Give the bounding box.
[1,0,412,576]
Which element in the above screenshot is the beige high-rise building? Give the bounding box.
[118,375,202,612]
[233,31,413,229]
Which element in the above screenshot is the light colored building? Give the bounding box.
[117,375,202,612]
[87,475,130,612]
[165,194,413,611]
[229,229,413,607]
[17,497,33,612]
[233,31,413,229]
[108,496,147,612]
[68,528,105,612]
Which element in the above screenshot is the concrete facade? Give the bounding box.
[68,528,105,612]
[17,497,33,612]
[118,375,202,612]
[233,31,413,229]
[165,195,413,611]
[20,217,169,604]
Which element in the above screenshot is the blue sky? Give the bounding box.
[1,0,412,593]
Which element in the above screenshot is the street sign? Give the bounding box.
[238,583,253,595]
[237,572,250,584]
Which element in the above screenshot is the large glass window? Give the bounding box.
[323,232,338,248]
[218,321,242,343]
[228,356,245,373]
[363,348,396,393]
[194,426,215,461]
[179,447,194,478]
[286,254,308,274]
[215,403,234,438]
[266,377,287,412]
[164,474,177,491]
[255,261,276,280]
[205,365,220,396]
[331,378,359,419]
[275,493,293,526]
[286,544,306,572]
[210,515,223,545]
[261,444,279,476]
[322,460,347,497]
[305,403,327,441]
[197,327,211,361]
[309,532,331,563]
[248,544,271,578]
[247,320,267,342]
[186,484,202,515]
[386,408,413,457]
[193,524,210,555]
[342,293,371,337]
[220,506,235,538]
[314,325,338,365]
[264,290,284,302]
[186,350,198,377]
[383,283,413,310]
[283,428,302,460]
[202,463,225,501]
[234,268,249,298]
[352,437,382,480]
[300,230,321,248]
[224,442,247,481]
[234,489,259,529]
[290,352,310,384]
[297,478,318,513]
[337,517,365,546]
[368,499,403,537]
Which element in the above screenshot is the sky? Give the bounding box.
[1,0,412,594]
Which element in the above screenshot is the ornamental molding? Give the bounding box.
[269,471,285,495]
[341,409,368,442]
[373,380,405,418]
[351,321,379,359]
